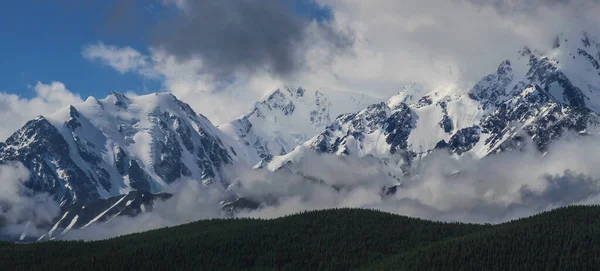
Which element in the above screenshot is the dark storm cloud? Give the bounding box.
[63,0,351,78]
[153,0,352,78]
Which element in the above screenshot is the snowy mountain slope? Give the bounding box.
[0,92,242,207]
[218,87,378,164]
[265,32,600,175]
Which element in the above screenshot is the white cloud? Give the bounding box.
[0,162,60,239]
[0,82,82,141]
[230,136,600,223]
[62,179,227,241]
[82,42,156,76]
[151,51,284,124]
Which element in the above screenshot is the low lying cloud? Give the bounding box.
[373,137,600,223]
[42,135,600,241]
[62,179,227,241]
[0,162,60,240]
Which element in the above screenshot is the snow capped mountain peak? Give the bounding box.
[386,83,429,109]
[105,91,132,109]
[219,86,379,164]
[468,60,514,109]
[518,32,600,110]
[0,92,240,207]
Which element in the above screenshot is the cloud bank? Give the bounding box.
[0,162,60,240]
[47,135,600,241]
[229,137,600,223]
[4,133,600,241]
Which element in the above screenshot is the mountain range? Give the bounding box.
[2,31,600,241]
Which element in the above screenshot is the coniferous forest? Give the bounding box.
[2,206,600,270]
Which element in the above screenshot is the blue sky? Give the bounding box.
[0,0,332,99]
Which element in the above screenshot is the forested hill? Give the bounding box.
[363,205,600,271]
[3,206,600,271]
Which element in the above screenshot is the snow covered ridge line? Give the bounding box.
[0,92,239,208]
[0,87,378,209]
[264,32,600,175]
